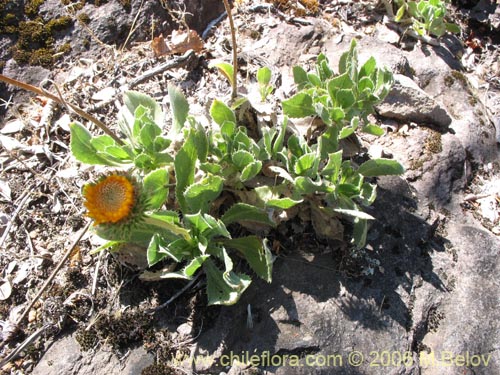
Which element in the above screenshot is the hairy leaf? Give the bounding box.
[357,158,405,177]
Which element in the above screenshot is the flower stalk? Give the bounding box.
[222,0,238,100]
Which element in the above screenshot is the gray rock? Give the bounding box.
[323,34,412,76]
[32,334,154,375]
[376,74,452,129]
[404,44,498,163]
[418,224,500,375]
[37,0,225,55]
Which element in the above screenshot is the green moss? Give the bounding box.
[444,71,467,88]
[46,16,72,32]
[444,74,454,87]
[409,130,442,171]
[57,42,72,54]
[60,0,84,10]
[12,48,31,65]
[77,12,91,24]
[425,130,442,154]
[12,14,73,68]
[118,0,131,10]
[409,158,425,171]
[17,20,52,49]
[75,327,99,351]
[25,0,46,19]
[451,70,467,86]
[93,310,153,351]
[29,48,55,66]
[141,364,179,375]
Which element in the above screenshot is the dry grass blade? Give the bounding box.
[0,74,124,145]
[0,221,92,351]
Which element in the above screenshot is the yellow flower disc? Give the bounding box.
[83,175,135,225]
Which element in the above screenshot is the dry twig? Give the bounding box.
[0,74,123,145]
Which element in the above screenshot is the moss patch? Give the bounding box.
[93,310,153,351]
[425,129,442,154]
[10,15,73,67]
[409,129,443,171]
[25,0,46,19]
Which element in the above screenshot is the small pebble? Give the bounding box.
[28,309,37,323]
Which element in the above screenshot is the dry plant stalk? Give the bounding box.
[222,0,238,100]
[0,74,123,145]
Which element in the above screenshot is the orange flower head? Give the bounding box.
[83,174,135,225]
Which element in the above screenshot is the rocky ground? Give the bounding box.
[0,0,499,374]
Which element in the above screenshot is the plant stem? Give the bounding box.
[16,220,91,327]
[222,0,238,100]
[0,74,124,145]
[143,216,191,241]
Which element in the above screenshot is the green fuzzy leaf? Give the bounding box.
[318,58,333,81]
[174,130,197,212]
[202,214,231,239]
[184,175,224,213]
[358,77,375,93]
[445,22,460,34]
[211,62,235,87]
[362,124,384,136]
[192,123,209,162]
[134,153,154,169]
[223,236,273,282]
[272,117,288,156]
[282,93,316,118]
[338,39,358,79]
[241,161,262,182]
[307,73,322,87]
[336,89,356,108]
[334,208,375,220]
[143,169,169,210]
[294,152,318,176]
[257,66,272,86]
[144,213,191,242]
[90,135,131,162]
[168,85,189,137]
[360,182,377,206]
[70,122,115,165]
[140,121,162,150]
[266,197,302,209]
[395,4,406,21]
[294,176,329,195]
[337,183,360,197]
[359,57,377,78]
[221,203,275,227]
[124,91,164,128]
[200,162,222,174]
[293,66,309,89]
[204,256,252,306]
[322,150,343,180]
[89,240,124,255]
[357,158,405,177]
[232,149,254,170]
[184,255,210,277]
[339,126,355,140]
[90,135,114,151]
[153,135,171,152]
[328,73,354,97]
[353,218,368,249]
[318,127,339,159]
[210,99,237,126]
[330,107,346,122]
[147,234,168,267]
[220,121,236,139]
